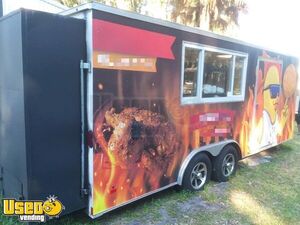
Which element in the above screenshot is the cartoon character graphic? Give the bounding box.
[260,65,281,147]
[42,196,64,218]
[256,61,297,149]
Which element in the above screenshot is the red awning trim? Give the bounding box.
[93,19,175,60]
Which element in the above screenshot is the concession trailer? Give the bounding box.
[0,2,298,220]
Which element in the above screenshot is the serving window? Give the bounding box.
[181,42,248,104]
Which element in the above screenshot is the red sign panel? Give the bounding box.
[93,19,175,59]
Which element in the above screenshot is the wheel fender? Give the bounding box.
[177,140,240,185]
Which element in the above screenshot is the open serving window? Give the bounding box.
[181,42,248,104]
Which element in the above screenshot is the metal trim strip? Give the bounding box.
[177,140,240,185]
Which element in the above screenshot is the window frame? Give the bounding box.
[181,41,249,105]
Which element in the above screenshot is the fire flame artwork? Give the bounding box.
[93,105,181,214]
[91,18,298,216]
[91,55,297,216]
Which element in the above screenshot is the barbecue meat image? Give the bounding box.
[101,107,180,172]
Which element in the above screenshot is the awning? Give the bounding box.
[93,19,175,60]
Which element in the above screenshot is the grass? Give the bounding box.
[1,134,300,225]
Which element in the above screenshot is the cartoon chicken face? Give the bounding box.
[263,65,281,124]
[42,196,64,217]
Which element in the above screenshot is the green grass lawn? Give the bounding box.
[1,134,300,225]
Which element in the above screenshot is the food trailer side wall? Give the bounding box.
[0,10,87,215]
[60,4,298,217]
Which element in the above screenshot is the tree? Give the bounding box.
[59,0,144,12]
[169,0,247,32]
[59,0,80,7]
[58,0,247,33]
[128,0,145,13]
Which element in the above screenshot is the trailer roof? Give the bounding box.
[60,2,297,58]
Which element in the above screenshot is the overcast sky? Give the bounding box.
[2,0,66,14]
[238,0,300,58]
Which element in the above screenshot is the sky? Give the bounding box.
[238,0,300,89]
[133,0,300,60]
[2,0,66,14]
[238,0,300,58]
[145,0,300,60]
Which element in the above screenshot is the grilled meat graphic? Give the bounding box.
[98,107,179,171]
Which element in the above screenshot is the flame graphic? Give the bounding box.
[91,59,296,215]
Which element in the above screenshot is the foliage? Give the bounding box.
[58,0,144,12]
[127,0,144,13]
[57,0,247,33]
[58,0,82,7]
[169,0,247,32]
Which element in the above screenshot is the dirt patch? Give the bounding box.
[214,219,240,225]
[177,196,224,214]
[123,194,225,225]
[240,155,272,167]
[126,221,144,225]
[210,182,229,198]
[240,146,280,167]
[156,208,178,225]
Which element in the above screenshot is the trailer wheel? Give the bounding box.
[182,153,212,191]
[212,145,238,182]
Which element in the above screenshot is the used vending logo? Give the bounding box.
[2,195,65,222]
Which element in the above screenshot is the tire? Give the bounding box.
[212,145,238,182]
[182,153,212,191]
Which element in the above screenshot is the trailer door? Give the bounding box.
[86,12,180,218]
